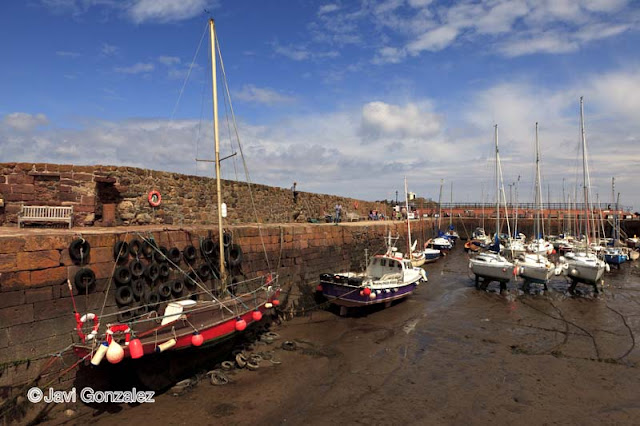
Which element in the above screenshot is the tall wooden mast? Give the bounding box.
[209,19,226,283]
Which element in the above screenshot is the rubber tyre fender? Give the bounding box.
[136,304,149,316]
[141,240,155,259]
[183,245,197,263]
[157,281,172,299]
[69,239,91,265]
[114,265,132,286]
[74,267,96,292]
[130,259,145,278]
[153,246,169,263]
[131,279,146,300]
[198,264,211,280]
[168,247,181,264]
[145,289,160,310]
[171,279,184,296]
[145,262,160,282]
[115,285,134,306]
[223,232,232,248]
[201,238,215,257]
[128,239,142,257]
[113,241,130,263]
[227,244,243,268]
[184,271,198,289]
[117,310,134,323]
[229,273,248,294]
[158,263,170,278]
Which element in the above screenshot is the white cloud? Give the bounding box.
[234,85,296,105]
[2,113,49,131]
[406,26,458,54]
[361,101,442,139]
[372,46,406,64]
[101,43,119,56]
[499,32,579,57]
[114,62,155,74]
[157,55,181,65]
[318,4,339,15]
[127,0,212,24]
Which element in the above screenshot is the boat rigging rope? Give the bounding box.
[98,231,131,321]
[171,21,208,121]
[134,232,235,315]
[216,36,271,272]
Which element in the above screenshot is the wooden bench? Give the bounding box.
[18,206,74,228]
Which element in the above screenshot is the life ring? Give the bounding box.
[148,190,162,207]
[106,324,131,345]
[75,312,100,343]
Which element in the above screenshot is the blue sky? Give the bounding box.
[1,0,639,210]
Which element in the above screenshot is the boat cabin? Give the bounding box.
[366,255,410,279]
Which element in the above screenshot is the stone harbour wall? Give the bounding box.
[0,220,429,401]
[0,163,390,227]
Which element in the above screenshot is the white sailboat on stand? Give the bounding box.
[469,125,514,291]
[515,123,558,288]
[560,97,608,293]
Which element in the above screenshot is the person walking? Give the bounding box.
[291,182,299,204]
[334,203,342,225]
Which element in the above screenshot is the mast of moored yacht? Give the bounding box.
[579,96,591,248]
[494,124,500,242]
[534,122,542,241]
[209,19,227,284]
[404,177,412,256]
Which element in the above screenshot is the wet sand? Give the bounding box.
[59,246,640,425]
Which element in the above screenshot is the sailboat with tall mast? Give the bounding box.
[469,125,514,289]
[561,97,608,292]
[404,177,426,267]
[71,19,279,366]
[515,123,557,286]
[444,181,460,242]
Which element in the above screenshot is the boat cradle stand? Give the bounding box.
[568,278,603,295]
[474,275,509,293]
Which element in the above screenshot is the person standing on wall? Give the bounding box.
[291,182,299,204]
[334,203,342,225]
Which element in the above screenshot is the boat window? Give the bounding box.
[397,262,402,269]
[372,258,378,265]
[380,259,386,266]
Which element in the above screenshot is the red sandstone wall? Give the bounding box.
[0,163,390,227]
[0,220,429,400]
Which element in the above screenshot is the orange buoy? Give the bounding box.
[129,338,144,359]
[191,332,204,347]
[272,299,280,306]
[235,318,247,331]
[363,287,372,296]
[252,310,263,321]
